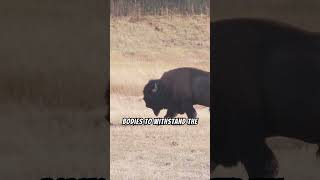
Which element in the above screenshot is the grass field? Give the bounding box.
[110,15,210,179]
[0,8,107,179]
[0,49,107,179]
[110,15,320,180]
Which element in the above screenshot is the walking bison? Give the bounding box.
[143,67,210,118]
[211,18,320,178]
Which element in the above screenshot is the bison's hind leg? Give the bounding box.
[187,107,197,118]
[241,142,279,178]
[181,101,197,118]
[316,144,320,158]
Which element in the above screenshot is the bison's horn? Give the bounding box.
[152,82,158,93]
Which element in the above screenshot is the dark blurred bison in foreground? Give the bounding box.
[104,82,110,123]
[143,67,210,118]
[211,18,320,179]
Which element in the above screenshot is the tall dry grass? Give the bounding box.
[0,60,106,109]
[111,0,210,17]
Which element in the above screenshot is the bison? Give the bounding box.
[211,18,320,178]
[143,67,210,118]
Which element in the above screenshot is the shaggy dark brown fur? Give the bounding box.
[211,18,320,178]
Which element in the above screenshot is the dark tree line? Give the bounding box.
[111,0,209,16]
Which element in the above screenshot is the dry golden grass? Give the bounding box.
[111,15,210,179]
[0,7,108,178]
[111,15,320,180]
[0,103,106,179]
[0,58,106,109]
[0,44,107,179]
[0,46,107,179]
[111,15,209,96]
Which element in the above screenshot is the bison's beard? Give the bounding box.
[152,109,161,116]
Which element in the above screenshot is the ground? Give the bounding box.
[213,137,320,179]
[111,15,320,180]
[110,15,210,180]
[0,13,107,178]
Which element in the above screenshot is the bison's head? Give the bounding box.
[143,80,168,116]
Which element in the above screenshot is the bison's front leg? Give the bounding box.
[164,108,178,118]
[241,142,279,178]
